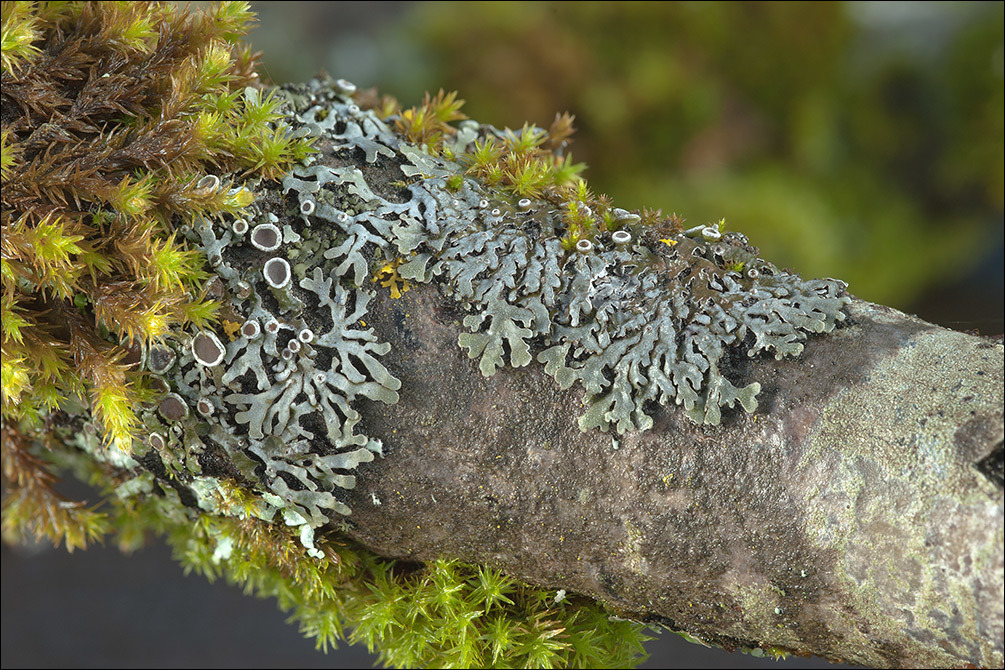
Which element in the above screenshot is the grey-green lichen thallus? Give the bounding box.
[135,77,849,536]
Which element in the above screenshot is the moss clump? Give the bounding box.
[175,514,651,669]
[51,443,651,669]
[376,90,684,253]
[1,1,312,547]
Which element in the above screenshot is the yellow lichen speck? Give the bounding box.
[372,260,411,299]
[222,319,241,341]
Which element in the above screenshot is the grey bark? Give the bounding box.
[336,282,1003,668]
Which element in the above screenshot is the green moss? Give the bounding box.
[105,465,651,669]
[1,1,313,459]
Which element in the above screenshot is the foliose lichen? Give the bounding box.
[141,75,848,531]
[288,77,848,436]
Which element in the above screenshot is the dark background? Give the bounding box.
[2,2,1000,668]
[1,536,838,669]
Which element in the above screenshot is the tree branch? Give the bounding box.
[346,285,1004,668]
[10,74,1002,669]
[139,78,1001,667]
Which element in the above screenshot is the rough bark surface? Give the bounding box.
[336,284,1004,669]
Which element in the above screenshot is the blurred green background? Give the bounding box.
[249,0,1003,331]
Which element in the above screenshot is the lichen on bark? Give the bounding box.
[3,4,1002,668]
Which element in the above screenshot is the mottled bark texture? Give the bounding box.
[338,284,1003,669]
